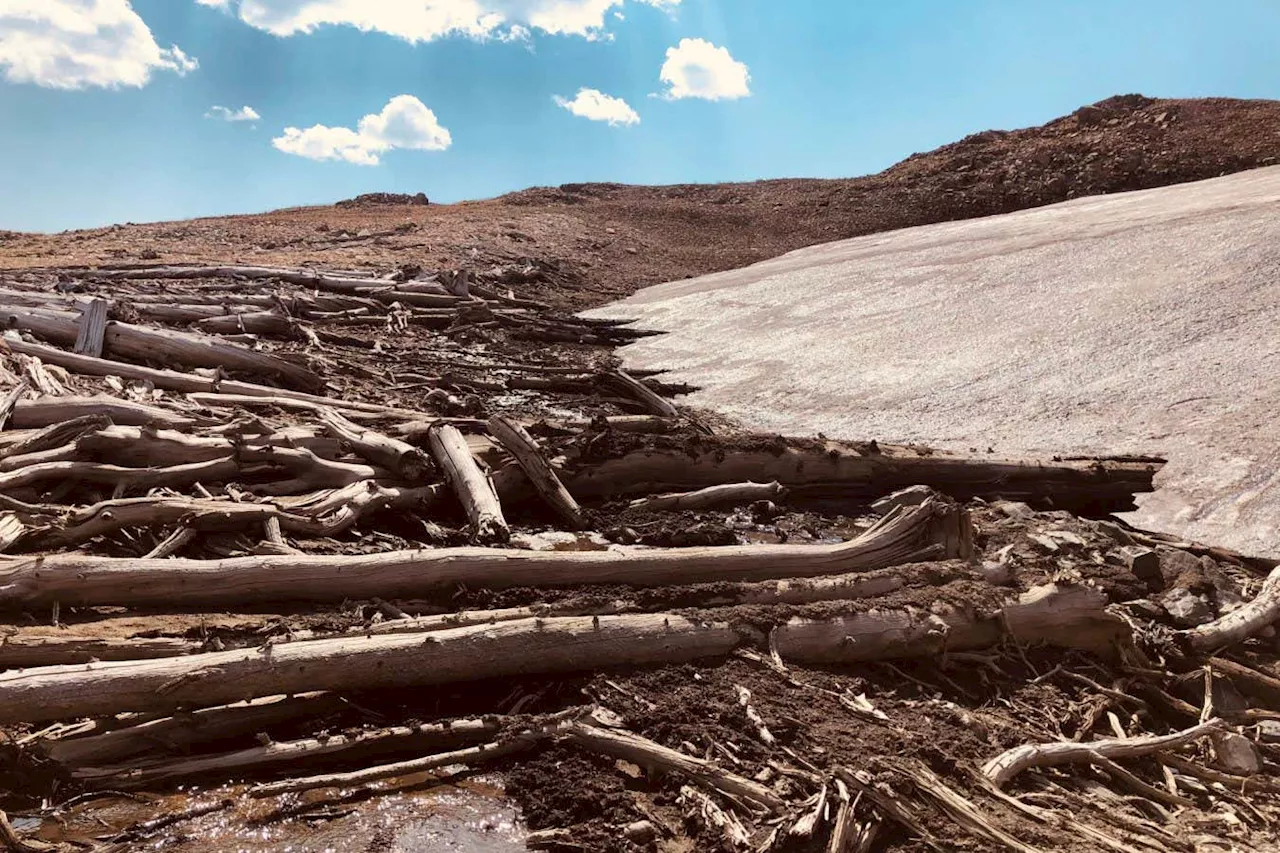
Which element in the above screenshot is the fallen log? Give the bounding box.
[74,715,501,789]
[0,498,967,607]
[43,692,345,767]
[556,437,1162,515]
[429,423,509,542]
[321,408,431,481]
[604,370,679,417]
[628,481,785,513]
[10,396,197,430]
[0,414,109,460]
[487,415,584,529]
[1176,565,1280,652]
[982,718,1225,788]
[0,336,408,417]
[0,305,323,392]
[0,634,199,668]
[75,424,341,467]
[0,380,26,430]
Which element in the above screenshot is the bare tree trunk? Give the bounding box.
[428,423,509,542]
[11,396,197,430]
[487,415,584,529]
[628,481,785,512]
[73,298,109,357]
[0,498,966,607]
[320,408,432,480]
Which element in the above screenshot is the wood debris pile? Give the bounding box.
[0,263,1276,851]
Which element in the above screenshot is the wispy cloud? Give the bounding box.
[273,95,451,166]
[0,0,197,89]
[206,104,261,122]
[200,0,681,43]
[659,38,751,101]
[554,88,639,126]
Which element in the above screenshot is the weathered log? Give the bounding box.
[195,310,296,337]
[604,369,679,417]
[0,414,109,460]
[0,498,966,607]
[0,457,246,496]
[0,380,26,430]
[628,481,785,513]
[74,715,500,789]
[0,615,742,724]
[320,408,431,481]
[75,424,341,467]
[1176,565,1280,652]
[73,298,109,357]
[0,442,80,473]
[982,718,1225,788]
[556,438,1162,515]
[0,305,323,392]
[187,391,425,422]
[44,692,344,767]
[10,396,196,430]
[0,336,405,417]
[0,634,198,668]
[487,415,583,529]
[428,423,509,542]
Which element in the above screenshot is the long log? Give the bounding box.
[10,396,197,430]
[320,408,431,481]
[0,579,1124,725]
[0,498,967,607]
[429,423,509,542]
[0,305,323,392]
[0,634,198,668]
[628,481,785,513]
[556,438,1162,515]
[0,337,408,417]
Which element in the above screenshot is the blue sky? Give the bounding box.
[1,0,1279,233]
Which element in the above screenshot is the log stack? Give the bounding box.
[0,261,1274,852]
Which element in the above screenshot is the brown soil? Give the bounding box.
[4,95,1280,312]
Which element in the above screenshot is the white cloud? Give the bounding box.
[554,88,638,126]
[273,95,451,166]
[0,0,198,89]
[659,37,750,101]
[206,104,260,122]
[203,0,680,42]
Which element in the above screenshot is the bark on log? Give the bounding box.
[628,481,785,513]
[0,498,967,607]
[0,336,406,417]
[982,719,1225,788]
[487,415,583,529]
[321,408,432,481]
[556,439,1162,515]
[428,423,509,542]
[1176,565,1280,652]
[44,692,344,767]
[0,305,323,392]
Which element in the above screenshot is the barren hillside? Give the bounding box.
[3,94,1280,310]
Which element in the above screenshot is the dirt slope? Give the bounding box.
[4,94,1280,310]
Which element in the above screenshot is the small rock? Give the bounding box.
[980,561,1014,585]
[1211,732,1261,776]
[1256,720,1280,743]
[1044,529,1088,547]
[1159,587,1215,627]
[995,500,1035,519]
[1026,533,1060,553]
[870,485,935,515]
[623,821,657,844]
[1094,520,1135,546]
[1121,546,1161,581]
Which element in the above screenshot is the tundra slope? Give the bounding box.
[587,165,1280,557]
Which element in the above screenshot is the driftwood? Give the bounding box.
[0,380,26,430]
[320,407,431,481]
[981,718,1225,788]
[0,414,109,460]
[628,481,785,513]
[10,396,196,430]
[0,498,966,607]
[1176,565,1280,652]
[75,424,342,467]
[605,369,679,417]
[74,715,501,789]
[487,415,584,529]
[0,634,199,668]
[0,305,323,392]
[428,423,509,542]
[73,298,109,357]
[554,439,1162,515]
[44,692,345,767]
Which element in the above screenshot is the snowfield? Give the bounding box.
[585,166,1280,557]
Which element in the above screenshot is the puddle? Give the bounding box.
[26,775,528,853]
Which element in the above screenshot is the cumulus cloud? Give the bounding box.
[0,0,198,89]
[554,88,639,126]
[202,0,680,42]
[659,37,750,101]
[206,104,260,122]
[272,95,451,166]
